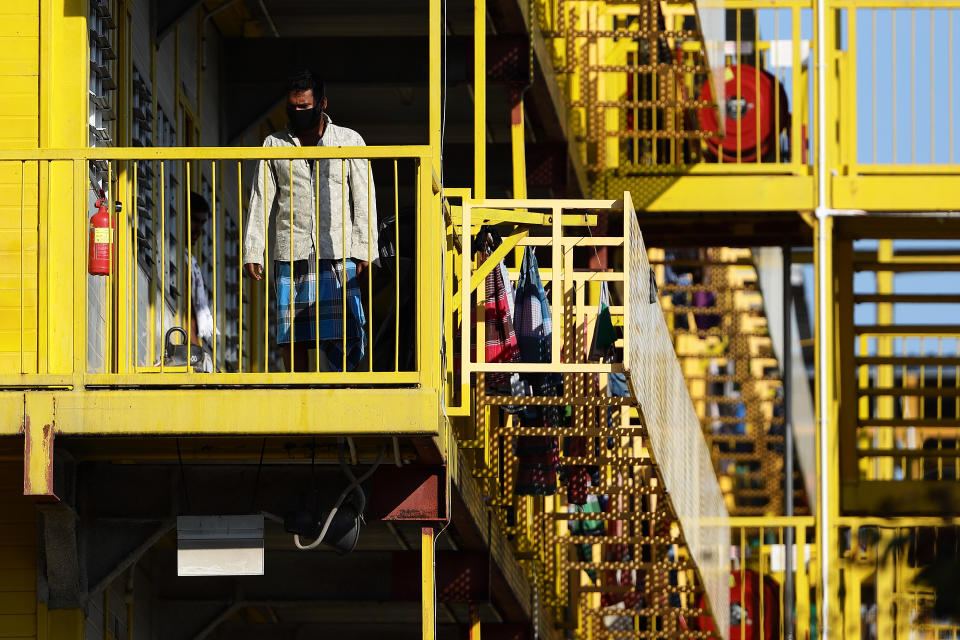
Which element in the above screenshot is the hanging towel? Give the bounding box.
[588,281,618,362]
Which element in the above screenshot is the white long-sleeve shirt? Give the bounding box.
[243,114,378,265]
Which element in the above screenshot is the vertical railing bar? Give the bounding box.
[394,159,399,373]
[791,6,802,170]
[342,158,347,373]
[779,526,785,639]
[872,9,877,165]
[19,161,24,373]
[107,160,113,374]
[186,161,193,374]
[910,8,915,164]
[263,162,269,374]
[367,159,373,372]
[211,160,218,370]
[740,526,746,640]
[891,9,897,162]
[43,161,50,374]
[160,160,166,374]
[775,8,781,164]
[237,161,243,372]
[315,159,321,372]
[759,526,765,640]
[930,8,935,163]
[755,17,761,165]
[133,161,139,369]
[289,159,295,370]
[150,158,158,365]
[950,11,955,164]
[737,9,742,163]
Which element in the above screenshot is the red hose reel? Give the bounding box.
[699,65,792,163]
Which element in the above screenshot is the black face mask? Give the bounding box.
[287,105,321,132]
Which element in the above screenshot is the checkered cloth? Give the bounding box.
[482,237,520,394]
[274,256,365,371]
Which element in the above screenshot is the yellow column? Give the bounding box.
[41,0,88,376]
[430,0,441,173]
[23,392,55,498]
[875,240,894,480]
[469,604,481,640]
[45,607,85,640]
[474,0,486,200]
[421,527,436,640]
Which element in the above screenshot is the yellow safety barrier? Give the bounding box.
[0,146,438,389]
[443,193,731,638]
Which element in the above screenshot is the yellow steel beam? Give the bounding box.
[510,93,526,200]
[833,175,960,211]
[23,392,55,498]
[0,146,431,160]
[449,227,530,313]
[622,175,816,212]
[474,0,486,201]
[7,388,441,436]
[455,210,598,227]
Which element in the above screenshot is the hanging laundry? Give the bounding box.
[514,247,561,497]
[567,494,604,582]
[588,281,618,362]
[692,289,721,331]
[480,233,520,396]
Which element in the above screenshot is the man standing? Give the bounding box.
[244,69,376,372]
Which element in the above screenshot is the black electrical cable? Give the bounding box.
[249,438,267,513]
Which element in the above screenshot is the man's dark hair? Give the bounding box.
[190,192,211,217]
[286,69,325,100]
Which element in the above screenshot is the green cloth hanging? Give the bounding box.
[588,281,617,361]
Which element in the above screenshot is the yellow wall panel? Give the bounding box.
[0,615,35,638]
[0,0,38,375]
[0,16,40,37]
[0,209,40,230]
[0,39,40,77]
[0,592,36,615]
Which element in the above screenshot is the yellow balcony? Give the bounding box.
[0,145,443,441]
[536,0,960,215]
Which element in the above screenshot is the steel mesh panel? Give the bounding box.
[623,196,730,637]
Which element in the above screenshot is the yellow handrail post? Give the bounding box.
[421,527,436,640]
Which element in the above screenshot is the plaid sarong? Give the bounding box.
[275,257,365,371]
[483,238,520,394]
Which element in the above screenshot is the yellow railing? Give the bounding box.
[833,517,960,640]
[832,236,960,499]
[0,146,439,389]
[442,193,731,638]
[535,0,960,186]
[726,516,820,640]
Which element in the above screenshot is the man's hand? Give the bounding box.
[244,263,263,280]
[354,259,369,277]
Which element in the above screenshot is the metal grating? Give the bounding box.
[623,197,730,636]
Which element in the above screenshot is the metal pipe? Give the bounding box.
[474,0,486,200]
[815,0,830,635]
[783,243,795,640]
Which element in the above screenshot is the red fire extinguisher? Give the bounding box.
[88,190,115,276]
